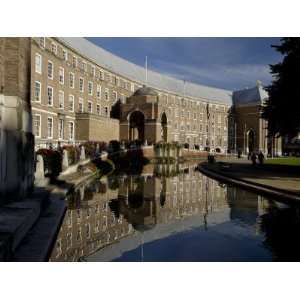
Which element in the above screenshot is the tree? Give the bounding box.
[263,38,300,138]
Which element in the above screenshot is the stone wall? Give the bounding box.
[0,38,34,204]
[75,113,119,143]
[234,105,262,154]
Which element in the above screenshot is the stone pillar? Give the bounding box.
[34,154,45,181]
[178,146,183,158]
[80,145,86,160]
[0,38,34,205]
[96,143,100,156]
[62,149,69,170]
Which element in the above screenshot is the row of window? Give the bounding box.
[33,82,110,116]
[173,135,227,146]
[36,55,122,102]
[33,114,75,140]
[173,109,225,122]
[36,42,135,92]
[161,95,227,112]
[36,41,228,112]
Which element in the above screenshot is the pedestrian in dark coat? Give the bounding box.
[258,151,265,165]
[251,152,257,166]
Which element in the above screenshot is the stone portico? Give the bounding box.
[120,86,170,144]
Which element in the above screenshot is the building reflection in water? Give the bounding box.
[50,163,299,262]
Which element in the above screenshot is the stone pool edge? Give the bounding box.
[198,163,300,204]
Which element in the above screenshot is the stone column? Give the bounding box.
[62,149,69,170]
[80,145,86,160]
[34,154,45,181]
[0,38,34,204]
[96,143,100,156]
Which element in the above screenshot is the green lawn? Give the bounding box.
[265,157,300,166]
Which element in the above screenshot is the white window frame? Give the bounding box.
[96,104,101,115]
[91,65,95,77]
[58,90,64,109]
[88,101,93,113]
[58,119,64,140]
[81,61,86,72]
[39,37,45,48]
[51,42,57,55]
[35,53,42,74]
[69,95,75,112]
[47,86,53,106]
[72,56,77,68]
[104,106,109,117]
[96,84,101,99]
[62,49,68,61]
[48,60,53,79]
[68,121,75,141]
[78,98,84,113]
[79,77,84,93]
[112,91,117,102]
[69,72,75,89]
[88,81,93,96]
[100,70,104,80]
[33,114,41,138]
[47,117,53,139]
[105,88,109,101]
[34,81,41,102]
[59,67,64,85]
[107,73,111,83]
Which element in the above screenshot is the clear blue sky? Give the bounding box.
[87,37,282,91]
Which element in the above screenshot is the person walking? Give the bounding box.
[237,150,241,159]
[251,152,257,166]
[258,151,265,165]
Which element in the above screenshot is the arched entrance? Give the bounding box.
[247,129,255,153]
[161,112,168,142]
[129,111,145,141]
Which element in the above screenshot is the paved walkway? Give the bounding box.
[205,156,300,195]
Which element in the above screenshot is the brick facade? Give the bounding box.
[30,37,230,153]
[28,37,281,155]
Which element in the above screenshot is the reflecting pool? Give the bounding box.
[50,162,300,262]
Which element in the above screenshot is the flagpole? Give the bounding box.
[145,56,148,84]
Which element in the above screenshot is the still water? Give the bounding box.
[50,162,300,262]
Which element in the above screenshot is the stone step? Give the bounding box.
[0,188,49,261]
[12,196,66,262]
[0,202,41,259]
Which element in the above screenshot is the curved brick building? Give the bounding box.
[30,37,282,155]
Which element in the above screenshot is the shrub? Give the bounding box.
[81,142,97,158]
[36,148,62,178]
[80,141,108,158]
[109,140,121,153]
[62,145,80,165]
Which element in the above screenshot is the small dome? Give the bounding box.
[133,86,158,97]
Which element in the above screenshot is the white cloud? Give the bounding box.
[151,59,272,90]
